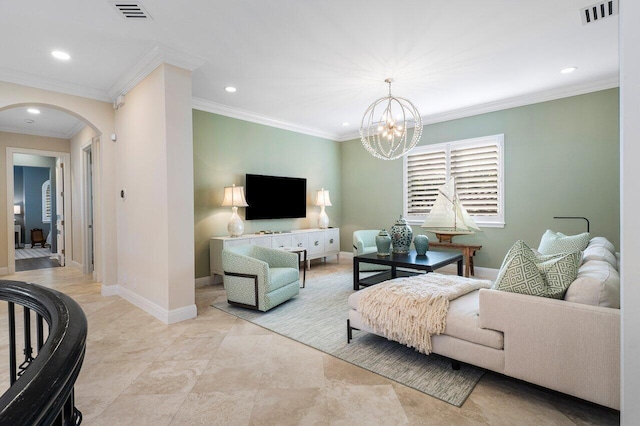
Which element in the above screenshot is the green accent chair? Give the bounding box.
[353,230,390,272]
[222,245,300,312]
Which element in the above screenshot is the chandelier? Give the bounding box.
[360,78,423,160]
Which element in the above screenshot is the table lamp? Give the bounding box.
[222,184,249,237]
[315,188,332,229]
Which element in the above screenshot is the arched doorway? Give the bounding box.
[1,102,103,279]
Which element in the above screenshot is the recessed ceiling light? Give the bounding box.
[27,108,40,115]
[51,50,71,60]
[560,66,577,74]
[342,122,349,126]
[224,86,237,93]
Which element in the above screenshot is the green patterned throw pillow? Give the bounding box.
[538,230,590,255]
[493,240,581,299]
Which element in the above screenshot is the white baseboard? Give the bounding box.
[69,260,83,271]
[437,264,499,280]
[340,251,354,261]
[0,266,8,275]
[167,304,198,324]
[195,276,212,287]
[102,284,197,324]
[101,284,118,296]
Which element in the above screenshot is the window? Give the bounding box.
[42,180,51,223]
[403,134,504,227]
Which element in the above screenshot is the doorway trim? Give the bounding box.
[82,141,94,276]
[6,147,72,274]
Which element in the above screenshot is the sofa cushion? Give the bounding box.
[538,230,590,255]
[564,260,620,308]
[268,267,300,291]
[348,287,503,350]
[582,245,617,270]
[493,240,581,299]
[588,236,616,254]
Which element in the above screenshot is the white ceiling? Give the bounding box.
[0,106,84,139]
[0,1,619,140]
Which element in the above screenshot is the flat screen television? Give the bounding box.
[245,174,307,220]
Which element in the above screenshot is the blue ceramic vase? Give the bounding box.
[414,234,429,255]
[375,229,392,256]
[390,216,413,254]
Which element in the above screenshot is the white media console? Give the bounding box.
[210,228,340,280]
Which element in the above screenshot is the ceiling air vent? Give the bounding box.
[110,1,152,20]
[580,0,618,25]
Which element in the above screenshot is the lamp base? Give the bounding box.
[228,207,245,237]
[318,206,329,229]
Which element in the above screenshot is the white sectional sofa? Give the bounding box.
[347,236,620,409]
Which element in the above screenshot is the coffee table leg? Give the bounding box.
[391,265,397,278]
[457,259,463,276]
[302,250,307,287]
[353,258,360,290]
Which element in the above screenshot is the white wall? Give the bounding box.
[114,63,195,322]
[620,1,640,423]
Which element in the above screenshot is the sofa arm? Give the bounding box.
[478,288,620,409]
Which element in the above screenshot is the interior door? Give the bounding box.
[87,149,94,272]
[55,158,65,266]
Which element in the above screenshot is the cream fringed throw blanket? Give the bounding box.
[358,273,492,354]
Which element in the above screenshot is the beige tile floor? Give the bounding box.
[1,261,620,425]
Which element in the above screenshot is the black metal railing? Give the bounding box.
[0,280,87,425]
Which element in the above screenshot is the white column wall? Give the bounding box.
[114,63,195,321]
[115,65,170,309]
[620,1,640,423]
[163,65,195,311]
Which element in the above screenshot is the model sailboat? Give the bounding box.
[421,177,480,243]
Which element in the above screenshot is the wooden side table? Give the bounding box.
[282,247,307,288]
[428,242,482,277]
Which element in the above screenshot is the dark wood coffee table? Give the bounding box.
[353,250,463,290]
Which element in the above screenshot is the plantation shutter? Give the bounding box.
[450,143,500,216]
[406,149,447,215]
[42,180,51,223]
[403,134,504,227]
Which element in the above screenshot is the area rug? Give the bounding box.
[14,247,52,260]
[212,269,485,407]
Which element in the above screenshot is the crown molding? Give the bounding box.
[192,97,341,141]
[65,120,87,139]
[0,125,73,140]
[0,67,111,102]
[337,75,620,142]
[108,42,206,101]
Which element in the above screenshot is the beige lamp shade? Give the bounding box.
[13,205,21,215]
[315,188,332,206]
[221,185,249,207]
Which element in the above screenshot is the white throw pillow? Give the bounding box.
[538,230,590,255]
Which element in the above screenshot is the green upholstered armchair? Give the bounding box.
[353,230,390,272]
[222,245,300,312]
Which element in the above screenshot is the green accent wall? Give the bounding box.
[193,110,342,278]
[341,89,620,269]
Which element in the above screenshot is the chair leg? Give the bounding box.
[451,359,461,370]
[347,319,352,343]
